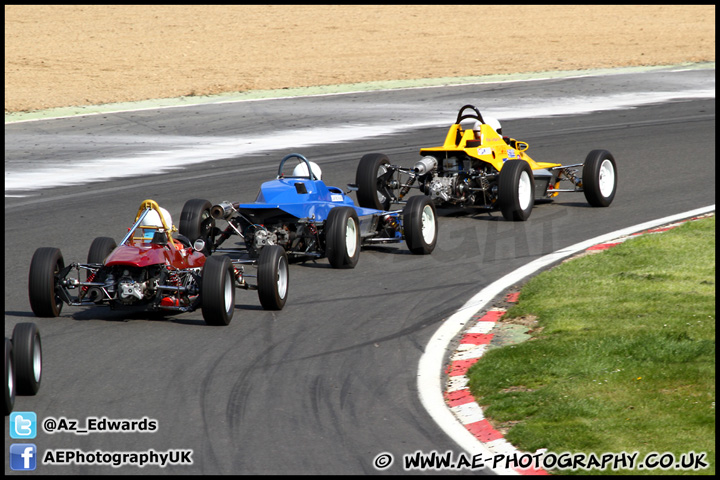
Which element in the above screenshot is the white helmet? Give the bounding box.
[292,161,323,180]
[484,116,502,135]
[140,207,173,239]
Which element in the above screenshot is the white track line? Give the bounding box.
[417,205,715,475]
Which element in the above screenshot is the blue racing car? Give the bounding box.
[179,153,438,274]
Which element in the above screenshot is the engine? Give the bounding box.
[100,267,158,306]
[424,171,476,206]
[245,223,316,256]
[417,155,498,207]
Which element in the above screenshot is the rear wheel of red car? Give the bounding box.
[12,323,42,396]
[180,198,214,251]
[28,247,65,317]
[201,255,235,326]
[86,236,116,280]
[498,160,535,221]
[257,245,289,310]
[356,153,393,210]
[5,338,14,415]
[582,149,617,207]
[326,207,361,269]
[403,195,438,255]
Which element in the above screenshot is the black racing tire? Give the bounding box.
[256,245,289,310]
[86,236,116,280]
[180,198,215,244]
[28,247,65,318]
[12,323,42,396]
[582,149,618,207]
[5,338,14,415]
[201,255,235,326]
[325,207,361,269]
[498,160,535,221]
[356,153,393,210]
[403,195,438,255]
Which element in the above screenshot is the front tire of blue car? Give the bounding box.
[326,207,361,269]
[257,245,289,310]
[498,160,535,221]
[201,255,235,326]
[403,195,438,255]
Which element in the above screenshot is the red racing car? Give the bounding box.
[28,199,288,326]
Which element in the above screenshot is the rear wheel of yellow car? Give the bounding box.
[356,153,393,210]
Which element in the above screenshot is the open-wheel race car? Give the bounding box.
[354,104,618,221]
[27,199,289,326]
[178,153,438,272]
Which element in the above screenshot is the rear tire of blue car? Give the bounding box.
[356,153,393,210]
[403,195,438,255]
[180,198,215,254]
[28,247,65,318]
[326,207,361,269]
[5,338,14,416]
[201,255,235,326]
[582,150,617,207]
[498,160,535,221]
[12,323,42,396]
[257,245,289,310]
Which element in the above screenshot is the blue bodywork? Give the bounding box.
[238,177,389,224]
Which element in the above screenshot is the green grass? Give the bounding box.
[467,216,715,475]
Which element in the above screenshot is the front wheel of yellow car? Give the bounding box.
[582,150,617,207]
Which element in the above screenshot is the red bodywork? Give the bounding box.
[105,241,206,269]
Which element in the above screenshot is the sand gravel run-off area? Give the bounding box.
[4,5,715,114]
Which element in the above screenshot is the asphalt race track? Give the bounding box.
[4,67,715,474]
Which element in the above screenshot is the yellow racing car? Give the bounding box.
[354,104,617,221]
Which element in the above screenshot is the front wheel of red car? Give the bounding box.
[403,195,438,255]
[326,207,361,269]
[201,255,235,326]
[28,247,65,317]
[498,160,535,221]
[12,323,42,396]
[257,245,289,310]
[582,150,617,207]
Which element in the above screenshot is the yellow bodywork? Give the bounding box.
[419,123,561,173]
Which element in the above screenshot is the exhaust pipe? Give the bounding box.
[414,156,437,175]
[211,202,236,219]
